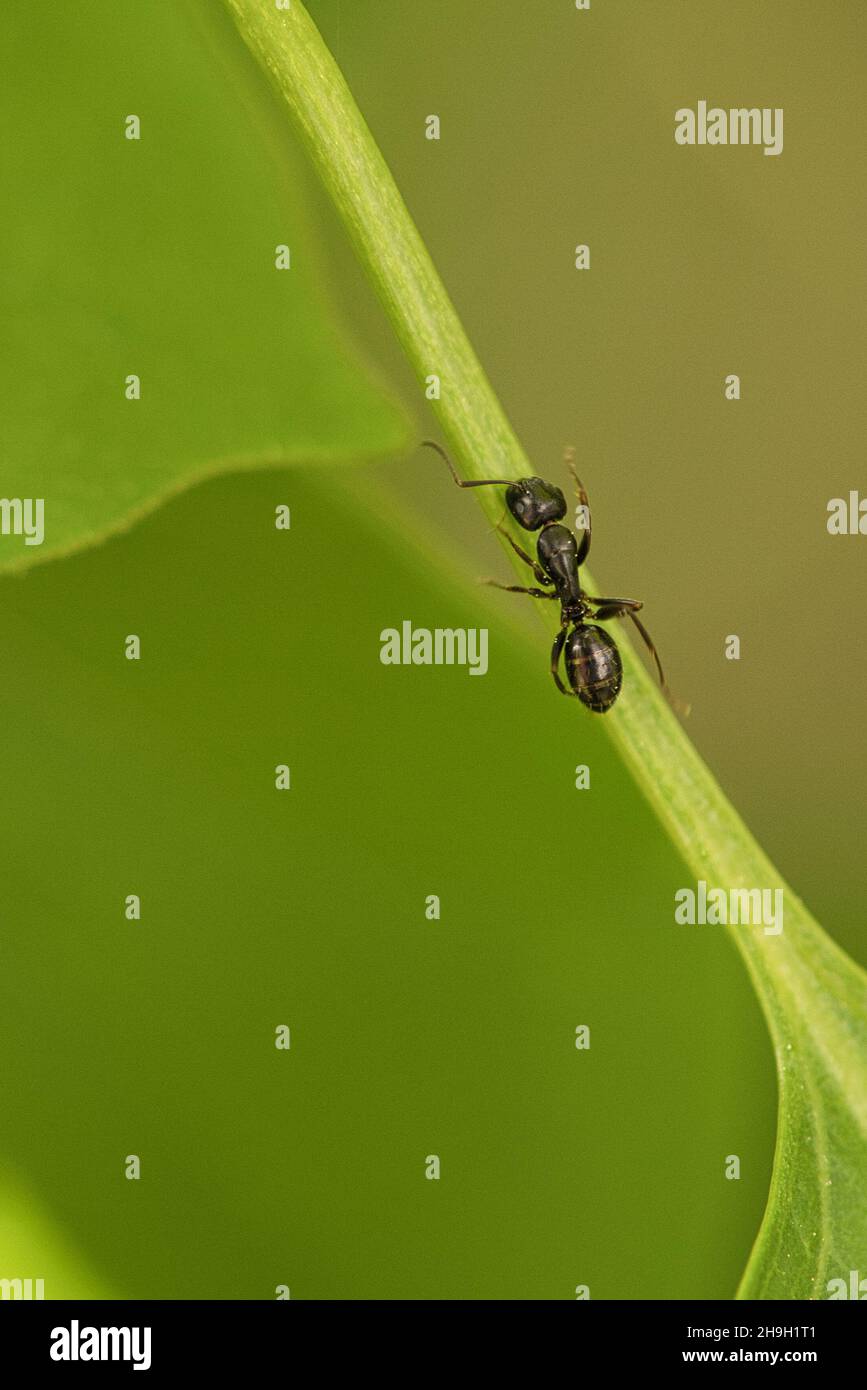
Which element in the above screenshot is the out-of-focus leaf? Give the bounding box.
[0,1170,114,1299]
[0,1,409,572]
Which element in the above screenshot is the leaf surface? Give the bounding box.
[0,1,409,572]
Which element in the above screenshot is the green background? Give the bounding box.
[0,0,863,1299]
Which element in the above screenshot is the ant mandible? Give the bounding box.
[422,439,670,714]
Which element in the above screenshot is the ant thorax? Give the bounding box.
[537,523,583,607]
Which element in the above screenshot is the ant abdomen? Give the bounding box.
[565,625,623,714]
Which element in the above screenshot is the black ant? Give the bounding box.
[422,440,671,714]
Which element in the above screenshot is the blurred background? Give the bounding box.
[0,0,863,1300]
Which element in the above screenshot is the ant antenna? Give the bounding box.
[421,440,513,489]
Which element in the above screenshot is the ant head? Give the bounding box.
[505,477,567,531]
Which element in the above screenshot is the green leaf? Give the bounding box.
[0,464,766,1300]
[735,932,867,1298]
[224,0,867,1299]
[0,0,409,573]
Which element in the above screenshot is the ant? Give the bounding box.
[421,439,671,714]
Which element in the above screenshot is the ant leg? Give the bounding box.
[551,626,577,696]
[564,446,591,564]
[627,613,667,694]
[422,440,513,488]
[586,595,642,614]
[483,580,558,600]
[495,522,551,585]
